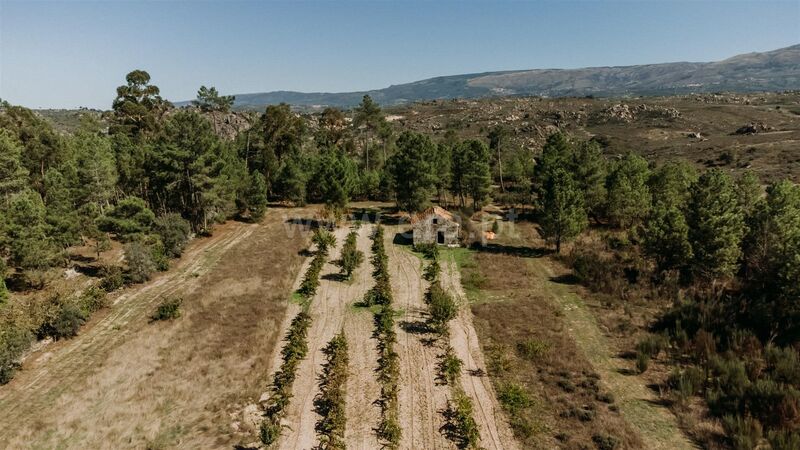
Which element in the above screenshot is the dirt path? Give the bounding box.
[0,209,310,449]
[504,223,695,450]
[440,255,519,450]
[278,225,377,450]
[385,226,454,450]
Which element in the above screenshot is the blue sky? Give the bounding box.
[1,0,798,109]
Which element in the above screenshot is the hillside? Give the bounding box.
[215,44,800,110]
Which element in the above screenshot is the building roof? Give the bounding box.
[411,206,457,224]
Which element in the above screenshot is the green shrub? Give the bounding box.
[99,264,124,291]
[124,241,156,284]
[592,433,620,450]
[439,346,463,385]
[78,286,107,315]
[516,339,551,360]
[427,282,457,333]
[636,333,668,358]
[498,383,533,413]
[451,391,481,449]
[315,333,348,450]
[298,251,327,298]
[260,419,281,446]
[339,231,364,280]
[766,345,800,385]
[378,415,401,448]
[722,415,763,450]
[636,352,650,373]
[414,243,439,259]
[154,213,192,258]
[768,430,800,450]
[151,297,182,321]
[423,259,440,282]
[312,228,337,254]
[668,366,705,401]
[0,326,33,384]
[40,304,86,340]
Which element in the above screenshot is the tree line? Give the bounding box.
[531,132,800,447]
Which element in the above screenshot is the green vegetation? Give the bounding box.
[151,297,182,321]
[338,230,363,280]
[366,225,401,449]
[314,332,349,450]
[261,310,313,446]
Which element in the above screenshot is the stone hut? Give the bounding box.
[411,206,460,246]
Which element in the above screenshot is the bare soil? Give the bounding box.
[384,225,455,450]
[276,225,379,450]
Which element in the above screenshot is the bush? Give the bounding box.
[40,304,86,340]
[315,333,348,450]
[260,419,281,446]
[151,297,182,321]
[592,433,620,450]
[0,326,33,384]
[516,339,551,360]
[636,352,650,373]
[636,333,668,359]
[450,390,481,449]
[339,231,364,280]
[312,228,337,254]
[668,366,706,401]
[78,286,107,315]
[298,251,327,298]
[423,259,440,282]
[414,243,439,259]
[99,265,124,291]
[124,241,156,284]
[722,415,763,450]
[439,346,463,385]
[98,196,155,239]
[498,383,533,413]
[427,282,457,333]
[154,213,191,258]
[766,345,800,385]
[768,430,800,450]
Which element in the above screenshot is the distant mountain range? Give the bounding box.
[194,44,800,110]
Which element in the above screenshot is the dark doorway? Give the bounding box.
[437,231,445,244]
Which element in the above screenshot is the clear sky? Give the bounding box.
[1,0,798,109]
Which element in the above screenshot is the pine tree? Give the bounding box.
[643,204,693,273]
[387,132,437,212]
[687,169,745,280]
[540,168,588,253]
[0,131,29,205]
[606,152,652,228]
[569,140,607,219]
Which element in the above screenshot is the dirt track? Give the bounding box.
[277,225,380,450]
[385,226,454,450]
[440,256,519,450]
[0,209,309,449]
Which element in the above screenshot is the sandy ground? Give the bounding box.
[0,209,309,449]
[440,256,519,450]
[384,226,455,450]
[277,225,379,450]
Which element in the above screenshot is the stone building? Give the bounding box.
[411,206,460,246]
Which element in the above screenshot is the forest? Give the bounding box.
[1,69,799,449]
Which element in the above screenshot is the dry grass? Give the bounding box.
[0,209,312,449]
[470,250,641,449]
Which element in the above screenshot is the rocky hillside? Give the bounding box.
[222,44,799,110]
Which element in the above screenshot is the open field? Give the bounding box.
[458,219,695,449]
[0,208,311,449]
